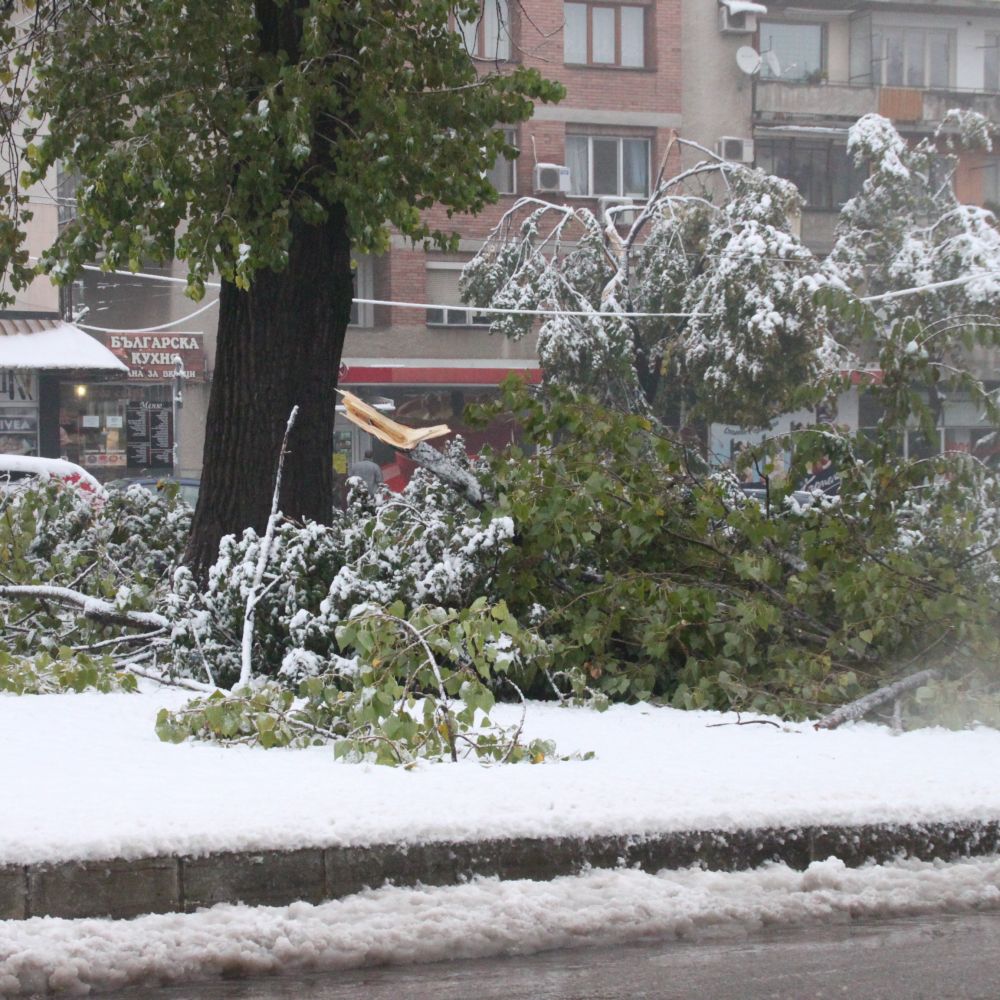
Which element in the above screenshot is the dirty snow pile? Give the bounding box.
[4,689,1000,865]
[4,856,1000,996]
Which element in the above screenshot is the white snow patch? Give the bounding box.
[2,856,1000,996]
[2,692,1000,865]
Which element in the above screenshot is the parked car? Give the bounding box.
[105,475,201,507]
[0,454,105,496]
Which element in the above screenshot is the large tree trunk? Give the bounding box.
[185,207,354,579]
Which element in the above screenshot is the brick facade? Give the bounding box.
[343,0,684,373]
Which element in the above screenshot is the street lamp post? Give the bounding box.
[171,354,184,478]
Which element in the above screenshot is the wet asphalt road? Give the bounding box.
[98,908,1000,999]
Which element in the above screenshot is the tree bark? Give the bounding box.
[185,207,354,579]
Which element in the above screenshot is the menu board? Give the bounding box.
[126,402,173,468]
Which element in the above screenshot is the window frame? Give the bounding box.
[425,263,493,329]
[456,0,512,61]
[757,20,826,83]
[565,134,651,198]
[563,2,647,69]
[349,254,374,328]
[485,127,517,196]
[984,31,1000,92]
[872,25,955,89]
[754,137,865,212]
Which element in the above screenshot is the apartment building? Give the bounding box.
[686,0,1000,250]
[684,0,1000,471]
[341,0,683,484]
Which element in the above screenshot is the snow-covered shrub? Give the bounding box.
[0,480,190,662]
[166,445,518,687]
[462,147,834,428]
[157,599,562,764]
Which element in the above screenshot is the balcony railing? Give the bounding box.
[755,80,1000,127]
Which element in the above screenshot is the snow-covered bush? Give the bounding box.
[166,445,518,688]
[0,480,190,664]
[462,144,835,428]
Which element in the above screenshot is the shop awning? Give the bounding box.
[0,318,129,373]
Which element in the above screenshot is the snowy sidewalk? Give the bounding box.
[4,688,1000,921]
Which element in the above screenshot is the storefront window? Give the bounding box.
[59,382,173,479]
[0,370,38,455]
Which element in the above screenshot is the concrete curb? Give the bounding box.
[3,819,999,921]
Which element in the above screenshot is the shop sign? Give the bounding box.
[0,410,38,456]
[97,332,206,382]
[82,450,127,468]
[0,369,36,404]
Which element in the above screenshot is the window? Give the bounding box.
[350,254,374,327]
[485,128,516,195]
[457,0,511,61]
[564,3,646,68]
[871,27,953,88]
[425,265,491,327]
[55,163,79,228]
[758,22,824,82]
[566,135,649,197]
[980,157,1000,210]
[755,139,865,211]
[985,32,1000,92]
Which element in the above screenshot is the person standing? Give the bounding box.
[348,448,384,493]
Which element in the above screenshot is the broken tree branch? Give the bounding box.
[0,584,168,632]
[814,668,940,731]
[409,441,487,508]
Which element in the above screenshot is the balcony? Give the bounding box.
[755,81,1000,128]
[755,81,877,124]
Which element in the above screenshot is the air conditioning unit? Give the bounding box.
[717,136,755,163]
[718,7,757,33]
[598,196,640,225]
[534,162,572,194]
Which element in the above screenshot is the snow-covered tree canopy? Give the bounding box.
[462,138,838,428]
[463,117,1000,430]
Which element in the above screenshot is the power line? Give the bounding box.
[52,261,1000,324]
[76,297,219,333]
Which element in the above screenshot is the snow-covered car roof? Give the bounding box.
[0,454,104,494]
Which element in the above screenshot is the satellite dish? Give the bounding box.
[736,46,762,75]
[763,50,782,77]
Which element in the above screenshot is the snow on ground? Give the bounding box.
[4,856,1000,996]
[4,688,1000,865]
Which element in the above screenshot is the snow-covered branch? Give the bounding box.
[0,584,168,631]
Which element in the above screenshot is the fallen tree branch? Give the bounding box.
[0,584,168,631]
[409,441,487,507]
[814,667,940,731]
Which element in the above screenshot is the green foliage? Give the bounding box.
[0,648,137,695]
[1,0,563,298]
[157,600,566,765]
[473,380,1000,719]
